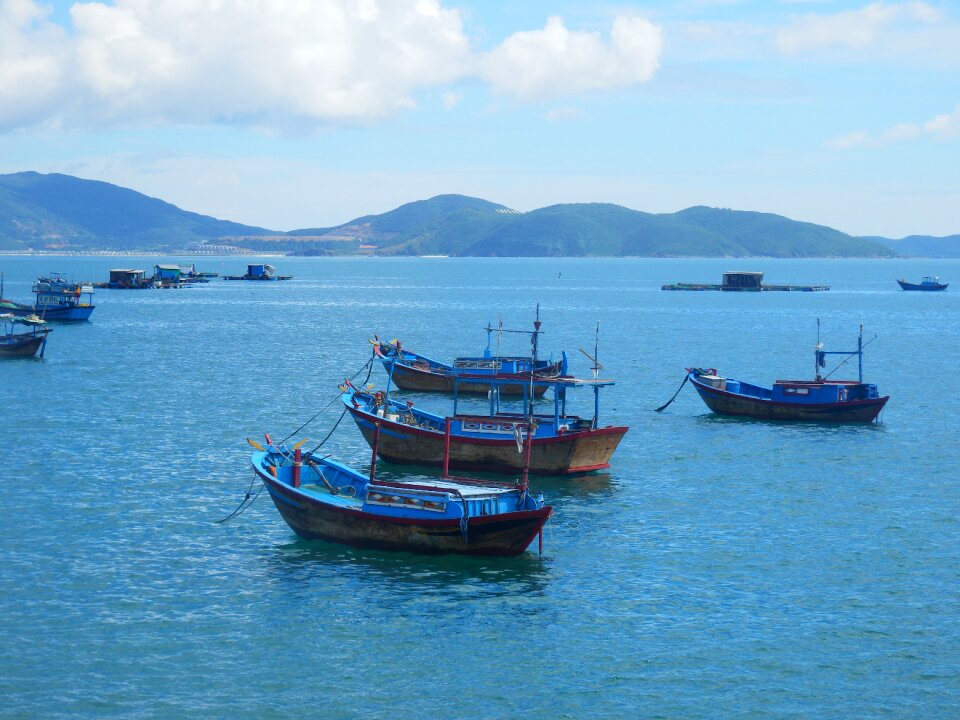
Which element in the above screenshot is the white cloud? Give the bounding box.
[0,0,472,129]
[67,0,471,124]
[481,15,663,100]
[0,0,68,127]
[0,1,664,131]
[776,1,941,54]
[828,104,960,147]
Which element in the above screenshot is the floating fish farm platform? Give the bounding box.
[661,271,829,292]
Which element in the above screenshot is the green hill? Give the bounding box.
[377,202,894,257]
[867,234,960,258]
[0,171,913,257]
[0,171,275,251]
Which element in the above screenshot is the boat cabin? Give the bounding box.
[772,380,881,403]
[722,271,764,291]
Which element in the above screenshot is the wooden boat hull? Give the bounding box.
[690,377,888,422]
[347,406,627,475]
[258,472,551,556]
[387,361,552,396]
[897,279,948,291]
[0,333,48,357]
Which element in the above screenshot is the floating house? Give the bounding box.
[93,269,158,289]
[224,264,292,281]
[662,271,829,292]
[154,264,184,287]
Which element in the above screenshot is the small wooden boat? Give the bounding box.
[0,272,95,321]
[686,325,888,422]
[224,264,292,281]
[250,427,552,556]
[341,373,628,475]
[0,313,51,358]
[374,340,565,396]
[897,276,948,291]
[373,311,565,396]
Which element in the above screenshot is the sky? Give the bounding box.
[1,0,958,237]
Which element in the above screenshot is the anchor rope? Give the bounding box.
[216,472,264,524]
[220,353,376,524]
[278,354,375,445]
[655,373,689,412]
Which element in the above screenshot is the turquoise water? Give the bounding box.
[2,256,958,718]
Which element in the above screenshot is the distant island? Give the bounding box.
[1,171,958,257]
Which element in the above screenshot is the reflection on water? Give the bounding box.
[262,537,552,601]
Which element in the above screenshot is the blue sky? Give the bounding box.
[1,0,957,237]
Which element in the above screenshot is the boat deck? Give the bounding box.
[299,483,363,506]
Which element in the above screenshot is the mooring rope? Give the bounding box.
[220,353,376,524]
[216,472,265,524]
[278,354,374,445]
[655,373,689,412]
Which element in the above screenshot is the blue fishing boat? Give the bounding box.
[373,314,566,396]
[897,276,948,291]
[341,371,628,475]
[0,272,95,321]
[683,325,888,422]
[249,427,552,556]
[0,313,51,358]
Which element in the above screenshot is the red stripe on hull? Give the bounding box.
[347,407,627,475]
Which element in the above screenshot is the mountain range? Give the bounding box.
[1,171,957,257]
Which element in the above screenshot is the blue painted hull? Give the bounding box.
[252,451,551,556]
[1,301,94,321]
[689,374,888,422]
[375,341,563,396]
[897,279,948,291]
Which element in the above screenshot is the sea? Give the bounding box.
[2,255,958,719]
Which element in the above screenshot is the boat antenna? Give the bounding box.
[579,322,603,380]
[594,322,599,379]
[820,327,877,381]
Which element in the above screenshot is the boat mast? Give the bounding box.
[592,323,600,428]
[368,419,381,483]
[858,324,863,383]
[815,318,823,381]
[531,303,541,362]
[520,419,537,493]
